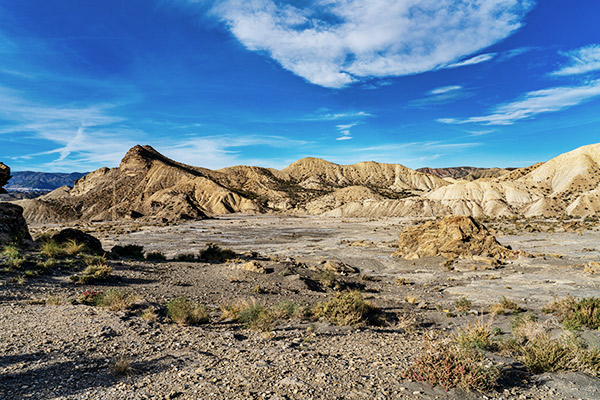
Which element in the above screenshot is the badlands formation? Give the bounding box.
[15,142,600,224]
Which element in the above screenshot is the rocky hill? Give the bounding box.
[417,166,514,181]
[14,143,600,223]
[16,145,446,223]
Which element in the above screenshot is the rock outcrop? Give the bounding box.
[51,228,104,254]
[393,216,521,260]
[0,163,10,194]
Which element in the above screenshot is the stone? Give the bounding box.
[0,203,32,244]
[0,162,10,194]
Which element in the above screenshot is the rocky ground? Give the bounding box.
[1,215,600,399]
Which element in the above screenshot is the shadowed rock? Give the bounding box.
[0,203,32,244]
[0,163,10,194]
[51,228,104,254]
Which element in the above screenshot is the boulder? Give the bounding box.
[0,163,10,194]
[51,228,104,254]
[0,203,32,244]
[393,215,523,260]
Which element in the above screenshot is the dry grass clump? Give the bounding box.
[97,289,138,311]
[199,243,237,263]
[489,296,524,315]
[70,262,113,284]
[454,318,495,351]
[63,240,85,256]
[110,244,145,260]
[113,357,133,376]
[40,240,66,258]
[166,297,210,325]
[313,291,381,327]
[454,297,472,313]
[543,295,600,330]
[220,300,310,331]
[145,251,166,261]
[140,307,158,322]
[505,316,600,374]
[45,295,64,306]
[403,338,500,391]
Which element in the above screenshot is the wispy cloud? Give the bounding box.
[303,110,373,121]
[439,80,600,125]
[336,136,353,141]
[430,85,462,95]
[467,130,495,136]
[552,44,600,76]
[446,53,496,68]
[204,0,533,88]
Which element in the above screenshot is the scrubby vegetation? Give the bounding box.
[313,291,382,327]
[166,297,210,325]
[110,244,145,260]
[489,296,524,315]
[543,296,600,330]
[199,243,237,263]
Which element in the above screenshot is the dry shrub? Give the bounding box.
[98,289,138,311]
[455,318,494,350]
[63,240,85,256]
[313,291,381,327]
[40,240,65,258]
[454,297,472,312]
[113,357,133,376]
[544,296,600,330]
[489,296,524,315]
[403,338,500,391]
[167,297,210,325]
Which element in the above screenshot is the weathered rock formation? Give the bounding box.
[393,216,521,260]
[0,163,10,194]
[0,163,32,244]
[51,228,104,254]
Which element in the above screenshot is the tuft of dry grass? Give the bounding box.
[63,240,86,256]
[454,317,494,351]
[489,296,524,315]
[113,357,133,376]
[454,297,472,313]
[140,307,158,322]
[98,289,138,311]
[313,291,381,327]
[544,296,600,330]
[166,297,210,325]
[40,240,65,258]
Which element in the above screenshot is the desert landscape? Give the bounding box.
[2,144,600,399]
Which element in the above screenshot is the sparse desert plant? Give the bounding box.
[145,251,166,261]
[113,357,133,376]
[316,270,338,288]
[395,277,411,286]
[237,301,274,331]
[313,291,381,327]
[7,255,26,269]
[70,262,113,284]
[403,338,500,391]
[271,300,298,319]
[175,253,197,262]
[454,318,494,350]
[40,240,65,258]
[544,296,600,330]
[405,295,419,305]
[82,254,106,266]
[140,307,158,322]
[78,289,104,305]
[45,295,64,306]
[166,297,210,325]
[36,258,57,271]
[3,244,21,259]
[490,296,524,315]
[110,244,145,260]
[454,297,472,313]
[98,289,138,311]
[199,243,237,263]
[63,240,86,256]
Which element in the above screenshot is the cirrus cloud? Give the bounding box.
[207,0,533,88]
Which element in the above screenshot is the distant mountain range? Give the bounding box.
[5,171,87,192]
[13,142,600,223]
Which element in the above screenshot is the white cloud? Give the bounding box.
[552,44,600,76]
[430,85,462,95]
[467,130,495,136]
[336,136,353,141]
[446,53,496,68]
[439,80,600,125]
[336,123,358,130]
[303,110,373,121]
[208,0,533,88]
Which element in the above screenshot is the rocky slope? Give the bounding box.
[5,171,86,192]
[417,166,513,181]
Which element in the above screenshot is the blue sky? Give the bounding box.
[1,0,599,172]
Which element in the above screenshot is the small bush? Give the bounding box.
[97,289,138,311]
[45,295,64,306]
[403,339,500,391]
[82,254,106,266]
[316,270,338,288]
[490,296,523,315]
[40,240,65,258]
[140,307,158,322]
[36,258,57,271]
[454,297,472,313]
[146,251,166,261]
[313,291,380,327]
[544,296,600,330]
[113,357,133,376]
[70,263,113,284]
[199,243,237,263]
[78,290,104,305]
[3,244,21,259]
[455,318,494,351]
[238,301,274,331]
[110,244,145,260]
[63,240,85,256]
[167,297,210,325]
[175,253,196,262]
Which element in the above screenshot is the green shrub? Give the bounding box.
[454,297,472,313]
[454,318,494,351]
[3,244,21,259]
[199,243,237,263]
[146,251,166,261]
[237,301,274,331]
[175,253,196,262]
[70,262,113,284]
[98,289,138,311]
[544,296,600,330]
[110,244,145,260]
[40,240,65,258]
[167,297,210,325]
[490,296,524,315]
[313,291,380,326]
